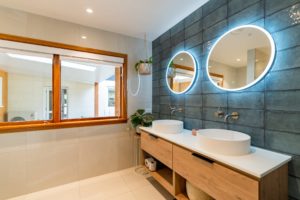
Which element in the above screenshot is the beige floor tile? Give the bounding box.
[79,173,130,200]
[103,192,137,200]
[9,167,167,200]
[120,167,151,190]
[7,196,27,200]
[132,185,166,200]
[25,182,79,200]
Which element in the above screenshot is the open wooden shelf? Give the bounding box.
[150,167,174,195]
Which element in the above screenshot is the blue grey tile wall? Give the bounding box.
[152,0,300,199]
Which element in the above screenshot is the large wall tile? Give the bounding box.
[203,5,227,29]
[289,176,300,199]
[185,8,202,28]
[266,91,300,111]
[265,0,300,16]
[265,130,300,155]
[228,108,264,128]
[171,30,185,46]
[266,111,300,133]
[266,3,300,33]
[185,32,203,49]
[184,118,203,129]
[185,106,202,119]
[171,20,184,36]
[228,2,264,28]
[203,120,227,129]
[203,107,227,122]
[0,132,26,154]
[228,0,260,16]
[228,92,264,109]
[228,124,265,147]
[185,20,203,40]
[203,20,228,42]
[266,68,300,91]
[159,30,170,43]
[159,95,171,105]
[185,94,202,107]
[203,93,227,107]
[272,46,300,71]
[289,156,300,178]
[171,94,185,106]
[0,151,27,199]
[273,25,300,51]
[203,0,227,16]
[202,81,226,94]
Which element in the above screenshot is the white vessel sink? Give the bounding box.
[152,120,183,134]
[198,129,251,156]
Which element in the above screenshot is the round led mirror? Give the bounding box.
[166,51,197,94]
[207,25,275,91]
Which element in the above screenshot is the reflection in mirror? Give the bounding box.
[207,25,275,91]
[0,48,52,122]
[166,51,197,94]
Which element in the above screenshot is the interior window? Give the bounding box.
[60,56,122,119]
[0,48,52,122]
[0,34,127,131]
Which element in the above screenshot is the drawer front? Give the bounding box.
[173,145,259,200]
[141,131,172,168]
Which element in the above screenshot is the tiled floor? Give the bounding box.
[8,167,169,200]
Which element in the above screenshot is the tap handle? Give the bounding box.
[214,107,224,118]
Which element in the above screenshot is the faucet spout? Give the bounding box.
[224,112,239,122]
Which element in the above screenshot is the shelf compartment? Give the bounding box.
[150,167,173,195]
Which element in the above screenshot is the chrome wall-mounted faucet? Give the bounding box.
[169,104,183,116]
[224,112,239,122]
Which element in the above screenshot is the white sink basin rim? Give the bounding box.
[198,129,251,156]
[152,120,183,134]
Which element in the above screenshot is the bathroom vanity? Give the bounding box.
[140,127,291,200]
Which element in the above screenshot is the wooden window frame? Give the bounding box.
[0,33,127,133]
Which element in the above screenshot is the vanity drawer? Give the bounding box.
[141,131,173,169]
[173,145,259,200]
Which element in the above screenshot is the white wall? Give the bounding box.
[0,5,152,199]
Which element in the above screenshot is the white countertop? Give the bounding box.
[140,127,292,178]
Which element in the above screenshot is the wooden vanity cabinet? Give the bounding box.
[173,145,259,200]
[141,131,173,169]
[140,131,288,200]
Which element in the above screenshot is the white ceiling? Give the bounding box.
[0,0,209,41]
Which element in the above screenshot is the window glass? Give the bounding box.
[0,48,52,122]
[60,56,121,119]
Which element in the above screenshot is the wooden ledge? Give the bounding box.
[0,118,127,134]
